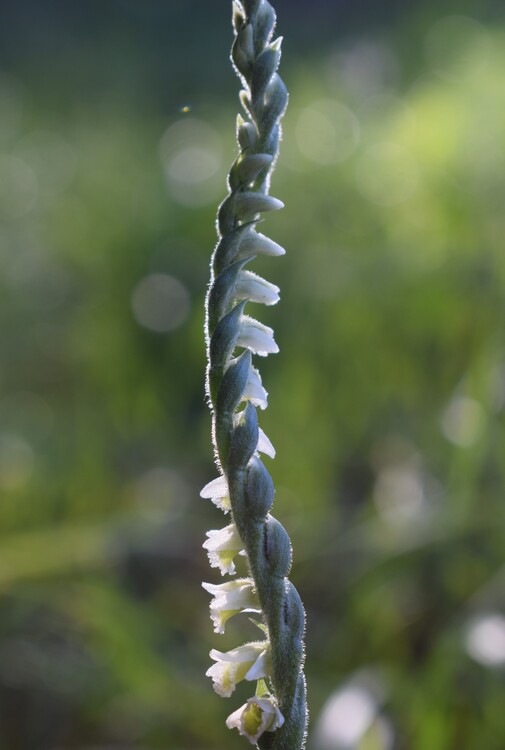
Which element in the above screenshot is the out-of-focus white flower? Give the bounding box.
[203,522,244,575]
[206,642,271,697]
[200,475,231,513]
[202,578,261,634]
[226,694,284,744]
[237,316,279,356]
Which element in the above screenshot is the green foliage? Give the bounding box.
[0,9,505,750]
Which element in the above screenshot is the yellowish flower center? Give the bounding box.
[242,702,264,736]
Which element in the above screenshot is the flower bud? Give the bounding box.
[217,350,251,417]
[245,456,275,518]
[235,191,284,220]
[263,515,292,577]
[228,401,259,470]
[238,153,273,185]
[237,230,286,259]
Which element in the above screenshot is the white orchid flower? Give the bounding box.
[226,694,285,744]
[242,365,268,409]
[202,578,261,634]
[206,641,271,697]
[200,475,231,513]
[237,316,279,356]
[203,522,244,575]
[235,270,280,306]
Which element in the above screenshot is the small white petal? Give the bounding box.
[257,427,276,458]
[200,476,231,512]
[200,476,228,499]
[238,231,286,258]
[203,523,243,575]
[226,705,245,732]
[235,271,280,306]
[237,316,279,356]
[244,648,271,680]
[243,366,268,409]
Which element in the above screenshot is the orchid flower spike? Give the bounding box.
[201,1,308,748]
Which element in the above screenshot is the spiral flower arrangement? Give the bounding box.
[202,1,307,748]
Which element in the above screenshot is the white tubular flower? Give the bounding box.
[237,316,279,356]
[234,191,284,220]
[235,270,280,306]
[206,642,271,698]
[200,475,231,513]
[257,427,276,458]
[202,578,261,634]
[237,231,286,259]
[203,523,244,575]
[242,365,268,409]
[226,694,285,744]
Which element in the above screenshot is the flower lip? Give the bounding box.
[202,578,261,634]
[226,694,285,743]
[206,641,271,697]
[235,270,280,306]
[237,315,279,356]
[203,522,244,575]
[200,475,231,513]
[242,365,268,409]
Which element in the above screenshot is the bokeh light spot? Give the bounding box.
[168,145,220,184]
[425,16,491,82]
[133,467,189,520]
[14,130,77,198]
[131,273,190,333]
[329,40,399,97]
[160,118,223,207]
[316,685,377,748]
[296,99,360,165]
[441,395,485,447]
[466,614,505,667]
[374,466,426,527]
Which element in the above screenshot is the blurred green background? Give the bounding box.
[1,1,505,748]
